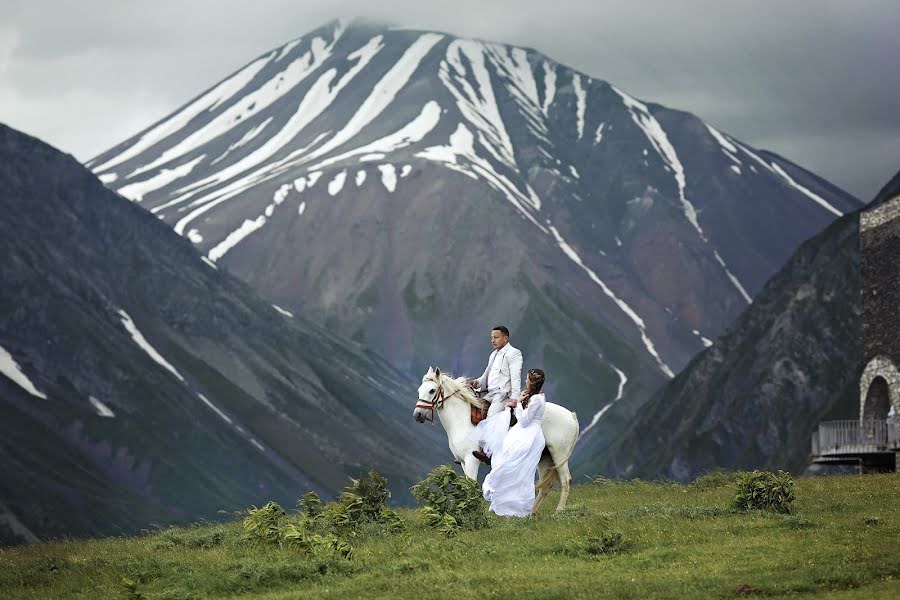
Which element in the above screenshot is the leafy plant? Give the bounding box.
[731,470,795,514]
[411,465,489,536]
[241,470,404,560]
[586,530,624,555]
[327,471,403,534]
[297,491,323,521]
[242,501,286,544]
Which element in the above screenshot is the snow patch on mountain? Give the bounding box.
[541,61,556,116]
[208,216,266,262]
[582,363,627,436]
[714,250,752,304]
[89,395,115,417]
[573,73,587,140]
[378,164,397,192]
[328,170,347,195]
[272,304,294,318]
[211,117,272,165]
[594,122,605,145]
[118,155,205,202]
[118,309,184,382]
[770,162,844,217]
[0,343,47,399]
[306,100,442,171]
[198,392,233,424]
[441,40,516,167]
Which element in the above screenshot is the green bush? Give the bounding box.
[241,471,405,559]
[586,530,624,555]
[731,470,795,514]
[242,501,286,544]
[327,471,403,534]
[411,465,488,537]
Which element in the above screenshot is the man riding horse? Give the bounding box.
[467,325,523,464]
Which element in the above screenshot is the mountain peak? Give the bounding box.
[86,22,860,446]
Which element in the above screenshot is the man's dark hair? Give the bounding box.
[492,325,510,337]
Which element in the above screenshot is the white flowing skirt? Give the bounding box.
[481,421,545,517]
[468,406,511,457]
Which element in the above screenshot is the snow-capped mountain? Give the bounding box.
[0,123,443,542]
[88,19,861,452]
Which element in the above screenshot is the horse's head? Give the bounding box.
[413,367,443,424]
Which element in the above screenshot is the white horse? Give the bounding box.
[413,366,580,513]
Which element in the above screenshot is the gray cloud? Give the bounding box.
[1,0,897,200]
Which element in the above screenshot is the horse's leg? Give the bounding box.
[462,453,480,480]
[531,454,554,515]
[554,461,572,512]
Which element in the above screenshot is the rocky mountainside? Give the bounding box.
[87,18,860,454]
[585,169,900,481]
[0,123,444,544]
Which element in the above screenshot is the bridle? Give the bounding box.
[415,379,462,424]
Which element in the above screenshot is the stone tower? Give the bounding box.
[859,194,900,421]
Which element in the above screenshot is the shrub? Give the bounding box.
[241,470,404,559]
[586,530,624,555]
[731,470,795,514]
[327,471,403,535]
[242,501,286,544]
[411,465,489,536]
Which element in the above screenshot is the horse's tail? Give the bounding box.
[536,410,581,494]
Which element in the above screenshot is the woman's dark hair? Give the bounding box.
[522,368,545,408]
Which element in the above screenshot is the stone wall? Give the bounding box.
[859,195,900,419]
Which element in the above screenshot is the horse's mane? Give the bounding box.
[435,372,483,409]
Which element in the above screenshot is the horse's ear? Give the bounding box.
[435,367,442,379]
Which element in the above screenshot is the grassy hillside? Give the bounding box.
[1,473,898,599]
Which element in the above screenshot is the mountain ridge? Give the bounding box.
[0,121,444,543]
[586,168,899,480]
[85,17,860,465]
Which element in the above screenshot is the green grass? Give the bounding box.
[1,473,898,599]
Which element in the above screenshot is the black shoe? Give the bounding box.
[473,450,491,465]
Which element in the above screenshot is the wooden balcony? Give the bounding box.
[811,419,899,467]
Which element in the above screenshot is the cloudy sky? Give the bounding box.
[2,0,897,200]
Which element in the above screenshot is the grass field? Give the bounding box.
[1,472,898,599]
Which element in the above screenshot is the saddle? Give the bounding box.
[469,397,518,428]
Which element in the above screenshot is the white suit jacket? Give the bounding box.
[476,343,523,404]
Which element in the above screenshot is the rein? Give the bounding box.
[415,381,464,424]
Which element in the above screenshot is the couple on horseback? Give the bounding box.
[467,326,552,517]
[413,325,579,516]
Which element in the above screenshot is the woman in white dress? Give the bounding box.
[482,368,547,517]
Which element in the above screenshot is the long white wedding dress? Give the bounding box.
[481,393,546,517]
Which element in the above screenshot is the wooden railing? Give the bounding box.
[812,419,899,456]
